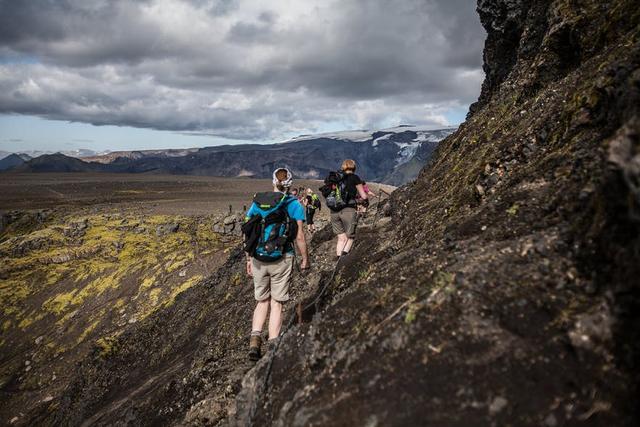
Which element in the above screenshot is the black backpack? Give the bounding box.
[320,171,356,211]
[241,192,298,262]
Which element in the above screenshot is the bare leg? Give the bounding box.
[252,299,269,333]
[344,237,354,253]
[336,233,348,256]
[268,299,283,339]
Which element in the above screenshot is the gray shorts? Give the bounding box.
[330,207,358,238]
[251,254,294,302]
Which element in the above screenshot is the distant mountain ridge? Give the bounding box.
[81,148,201,164]
[0,149,104,161]
[4,126,456,185]
[0,153,29,171]
[15,153,109,173]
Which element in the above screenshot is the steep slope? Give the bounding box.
[24,0,640,425]
[0,210,237,425]
[237,0,638,424]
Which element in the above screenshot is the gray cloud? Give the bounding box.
[0,0,485,140]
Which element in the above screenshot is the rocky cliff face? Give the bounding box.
[26,0,640,425]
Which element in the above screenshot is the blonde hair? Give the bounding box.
[341,159,356,172]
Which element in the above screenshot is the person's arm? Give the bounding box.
[295,219,309,269]
[246,251,252,276]
[355,183,368,200]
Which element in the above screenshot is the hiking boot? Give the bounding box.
[248,335,262,361]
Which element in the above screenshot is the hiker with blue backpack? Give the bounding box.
[241,167,309,361]
[320,159,369,259]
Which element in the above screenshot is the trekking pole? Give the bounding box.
[372,193,382,227]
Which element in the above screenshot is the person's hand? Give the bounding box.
[300,258,309,271]
[246,259,253,277]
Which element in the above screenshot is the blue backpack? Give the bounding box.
[242,192,298,262]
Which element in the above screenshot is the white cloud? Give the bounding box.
[0,0,485,140]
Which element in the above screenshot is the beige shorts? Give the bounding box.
[251,254,294,302]
[330,207,358,238]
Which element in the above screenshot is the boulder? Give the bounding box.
[223,215,237,226]
[156,223,180,236]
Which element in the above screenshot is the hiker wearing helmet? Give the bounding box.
[241,167,309,362]
[320,159,368,258]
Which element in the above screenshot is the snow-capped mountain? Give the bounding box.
[6,126,456,185]
[285,125,456,184]
[288,125,454,143]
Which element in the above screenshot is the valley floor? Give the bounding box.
[0,173,328,215]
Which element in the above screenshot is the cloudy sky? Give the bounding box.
[0,0,484,153]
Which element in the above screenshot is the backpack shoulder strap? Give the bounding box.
[280,195,297,214]
[244,201,258,219]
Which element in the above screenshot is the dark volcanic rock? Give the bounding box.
[156,223,180,236]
